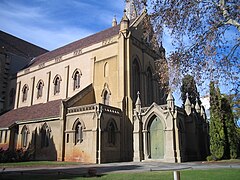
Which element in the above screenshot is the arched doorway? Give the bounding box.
[149,116,164,159]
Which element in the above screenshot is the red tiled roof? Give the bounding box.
[0,30,48,58]
[0,100,62,128]
[29,24,121,67]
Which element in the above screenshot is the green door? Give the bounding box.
[150,117,164,159]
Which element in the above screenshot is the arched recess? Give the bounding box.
[72,118,86,144]
[106,119,118,145]
[101,83,111,105]
[132,57,141,102]
[72,68,82,90]
[146,114,165,159]
[104,62,109,77]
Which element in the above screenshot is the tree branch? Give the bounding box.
[219,0,240,31]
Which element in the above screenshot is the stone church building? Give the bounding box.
[0,3,209,163]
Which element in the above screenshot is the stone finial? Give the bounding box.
[135,91,141,114]
[120,10,130,31]
[184,93,191,116]
[112,15,117,27]
[167,91,175,112]
[195,99,201,113]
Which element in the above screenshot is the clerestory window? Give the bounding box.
[53,75,61,95]
[22,84,29,102]
[73,71,81,90]
[37,80,44,99]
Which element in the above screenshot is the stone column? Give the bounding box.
[133,114,143,161]
[143,130,148,160]
[14,81,21,109]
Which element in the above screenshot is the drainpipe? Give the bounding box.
[96,105,102,164]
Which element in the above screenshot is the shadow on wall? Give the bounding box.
[0,126,57,162]
[29,127,57,161]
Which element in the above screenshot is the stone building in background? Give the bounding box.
[0,30,48,114]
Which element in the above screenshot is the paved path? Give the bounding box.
[1,161,240,176]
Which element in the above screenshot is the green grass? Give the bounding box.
[0,161,81,168]
[1,159,239,168]
[0,169,239,180]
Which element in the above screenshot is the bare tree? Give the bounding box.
[134,0,239,94]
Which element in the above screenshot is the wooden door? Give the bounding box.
[150,117,164,159]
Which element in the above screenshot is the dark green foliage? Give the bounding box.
[209,82,225,159]
[181,74,199,105]
[209,82,239,160]
[0,148,33,163]
[221,96,238,159]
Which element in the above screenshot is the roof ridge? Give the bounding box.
[28,24,121,68]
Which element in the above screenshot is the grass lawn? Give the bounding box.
[0,161,81,167]
[0,169,239,180]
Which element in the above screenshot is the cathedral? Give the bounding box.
[0,2,209,163]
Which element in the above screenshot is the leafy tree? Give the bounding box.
[209,82,225,159]
[221,95,238,159]
[134,0,239,94]
[180,74,199,105]
[209,82,239,159]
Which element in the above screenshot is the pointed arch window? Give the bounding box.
[53,75,61,95]
[40,123,51,148]
[103,91,109,105]
[107,119,117,145]
[21,125,29,148]
[22,84,29,102]
[75,122,83,144]
[146,67,153,105]
[101,83,111,105]
[132,59,141,102]
[36,80,44,99]
[72,69,81,90]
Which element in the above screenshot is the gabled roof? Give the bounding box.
[64,84,95,107]
[28,24,121,67]
[0,100,62,128]
[0,30,48,58]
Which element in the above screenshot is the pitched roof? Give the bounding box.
[0,100,62,128]
[0,30,48,58]
[28,24,121,67]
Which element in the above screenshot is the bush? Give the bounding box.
[0,148,34,163]
[206,155,217,161]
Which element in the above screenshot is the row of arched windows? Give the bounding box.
[71,118,117,146]
[21,123,51,148]
[21,118,118,149]
[21,69,82,102]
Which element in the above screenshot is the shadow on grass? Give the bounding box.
[0,164,142,180]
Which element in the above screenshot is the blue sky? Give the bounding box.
[0,0,125,50]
